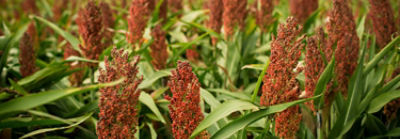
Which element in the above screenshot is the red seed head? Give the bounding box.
[326,0,359,96]
[127,0,154,45]
[289,0,318,23]
[186,47,200,63]
[63,44,84,86]
[261,17,303,106]
[206,0,223,44]
[255,0,274,32]
[166,61,208,139]
[22,0,38,14]
[368,0,397,48]
[19,29,37,77]
[168,0,182,13]
[76,1,104,67]
[150,25,168,70]
[260,17,303,138]
[52,0,68,21]
[97,48,143,139]
[158,0,168,23]
[100,2,115,47]
[305,28,330,111]
[222,0,248,38]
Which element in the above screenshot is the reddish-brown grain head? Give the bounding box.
[368,0,397,49]
[326,0,359,96]
[168,0,182,13]
[166,61,208,139]
[260,17,303,138]
[305,28,331,111]
[222,0,248,38]
[97,48,143,139]
[289,0,318,23]
[206,0,223,44]
[150,25,168,70]
[76,1,104,67]
[255,0,274,32]
[22,0,38,14]
[100,2,115,47]
[19,32,37,77]
[127,0,154,45]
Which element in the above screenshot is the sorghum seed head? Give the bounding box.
[76,1,104,67]
[19,31,37,77]
[289,0,318,23]
[166,61,208,139]
[368,0,397,48]
[97,48,143,139]
[255,0,274,32]
[127,0,154,45]
[150,25,169,70]
[326,0,359,96]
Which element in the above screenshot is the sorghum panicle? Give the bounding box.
[100,2,115,47]
[150,25,168,70]
[186,47,200,63]
[63,44,84,86]
[255,0,274,32]
[168,0,182,13]
[289,0,318,23]
[127,0,154,44]
[368,0,397,48]
[222,0,248,37]
[76,1,104,67]
[52,0,68,21]
[22,0,38,14]
[326,0,359,96]
[305,28,331,111]
[166,61,208,139]
[206,0,223,44]
[260,17,303,138]
[97,48,143,139]
[19,31,37,77]
[158,0,168,23]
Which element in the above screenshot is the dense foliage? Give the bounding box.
[0,0,399,138]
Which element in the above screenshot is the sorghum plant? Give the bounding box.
[168,0,182,13]
[368,0,397,48]
[206,0,223,44]
[158,0,168,23]
[19,30,37,77]
[305,28,331,111]
[100,2,115,47]
[63,44,84,86]
[261,17,304,138]
[127,0,154,45]
[289,0,318,23]
[76,1,104,67]
[222,0,247,37]
[97,48,143,139]
[255,0,274,32]
[166,61,208,139]
[150,25,168,70]
[326,0,359,97]
[52,0,68,21]
[21,0,38,14]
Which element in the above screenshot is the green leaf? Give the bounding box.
[208,88,251,101]
[314,56,335,109]
[0,78,124,117]
[200,88,221,109]
[138,69,171,89]
[0,35,12,75]
[139,92,166,124]
[367,90,400,113]
[33,16,81,53]
[210,95,321,139]
[65,56,100,63]
[251,59,270,102]
[190,100,258,138]
[20,112,92,139]
[364,36,400,74]
[241,64,264,70]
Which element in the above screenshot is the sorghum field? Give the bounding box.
[0,0,400,138]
